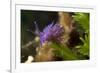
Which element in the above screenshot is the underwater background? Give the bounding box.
[21,10,89,63]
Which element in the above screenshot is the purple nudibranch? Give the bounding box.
[34,21,64,45]
[39,22,64,45]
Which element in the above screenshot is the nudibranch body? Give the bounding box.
[34,22,64,45]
